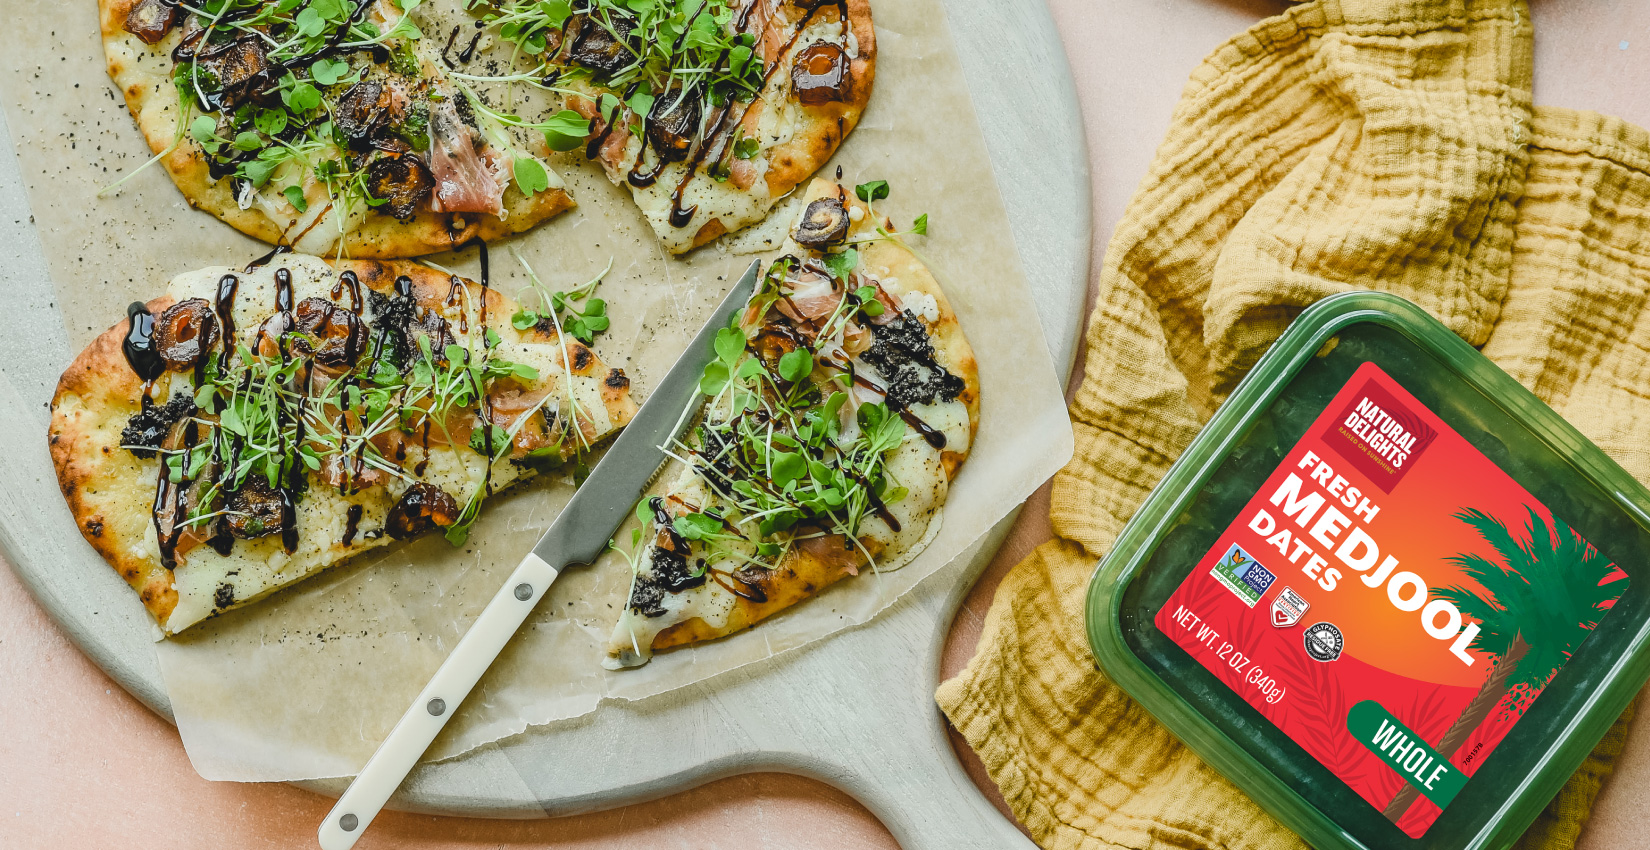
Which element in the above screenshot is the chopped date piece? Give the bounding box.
[334,81,392,146]
[171,13,207,61]
[385,483,460,539]
[370,132,413,156]
[366,155,435,219]
[153,298,221,371]
[793,196,849,248]
[790,42,848,105]
[752,322,806,373]
[566,12,638,76]
[292,298,370,367]
[730,566,770,603]
[645,87,702,163]
[124,0,180,45]
[226,477,286,540]
[121,394,197,459]
[407,306,458,359]
[195,37,276,110]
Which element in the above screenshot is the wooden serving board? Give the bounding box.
[0,0,1087,845]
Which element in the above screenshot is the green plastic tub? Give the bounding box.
[1086,291,1650,850]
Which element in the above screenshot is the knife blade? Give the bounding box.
[318,260,760,850]
[529,261,759,570]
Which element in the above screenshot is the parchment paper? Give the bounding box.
[0,0,1073,781]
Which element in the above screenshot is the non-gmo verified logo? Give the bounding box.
[1210,543,1275,608]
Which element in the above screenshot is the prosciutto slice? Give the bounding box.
[774,272,841,328]
[427,99,508,216]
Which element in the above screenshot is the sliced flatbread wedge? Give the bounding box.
[101,0,574,257]
[466,0,874,253]
[50,253,635,634]
[605,178,975,668]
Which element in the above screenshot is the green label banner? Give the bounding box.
[1347,700,1468,808]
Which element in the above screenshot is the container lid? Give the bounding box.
[1086,292,1650,850]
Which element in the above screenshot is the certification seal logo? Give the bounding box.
[1271,587,1309,628]
[1303,622,1343,662]
[1210,543,1276,608]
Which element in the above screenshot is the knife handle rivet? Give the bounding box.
[339,813,359,832]
[427,698,445,717]
[515,583,533,601]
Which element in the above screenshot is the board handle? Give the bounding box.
[830,704,1038,850]
[317,553,560,850]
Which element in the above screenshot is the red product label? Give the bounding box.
[1155,362,1628,837]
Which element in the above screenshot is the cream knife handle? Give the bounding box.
[317,552,559,850]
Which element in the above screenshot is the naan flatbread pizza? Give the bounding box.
[465,0,875,253]
[101,0,575,257]
[49,252,635,634]
[606,178,975,667]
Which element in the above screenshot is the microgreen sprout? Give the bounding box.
[842,180,930,245]
[510,256,613,345]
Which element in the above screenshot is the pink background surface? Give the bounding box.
[7,1,1650,847]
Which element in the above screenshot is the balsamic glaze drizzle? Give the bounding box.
[272,267,300,554]
[244,243,291,273]
[341,504,364,546]
[274,267,294,314]
[213,274,239,370]
[122,302,164,384]
[897,409,946,450]
[331,270,363,314]
[457,29,484,64]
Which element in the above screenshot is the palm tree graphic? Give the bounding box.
[1380,506,1623,822]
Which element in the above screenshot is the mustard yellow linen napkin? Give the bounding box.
[936,1,1650,847]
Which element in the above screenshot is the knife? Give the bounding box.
[317,260,760,850]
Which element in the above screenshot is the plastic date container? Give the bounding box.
[1086,292,1650,850]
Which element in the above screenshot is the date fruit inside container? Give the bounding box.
[1087,292,1650,850]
